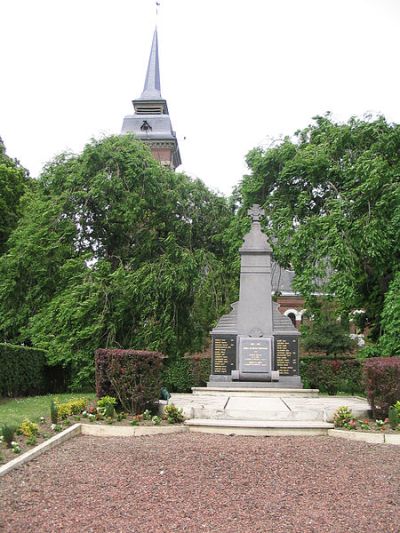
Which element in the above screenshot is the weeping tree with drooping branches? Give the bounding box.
[0,135,235,389]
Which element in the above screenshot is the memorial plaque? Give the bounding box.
[274,335,299,376]
[239,337,272,373]
[212,334,237,375]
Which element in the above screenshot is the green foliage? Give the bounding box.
[97,395,117,418]
[163,356,211,392]
[142,409,152,421]
[55,397,86,419]
[164,403,185,424]
[50,399,58,424]
[333,406,354,428]
[0,138,30,255]
[300,356,363,395]
[242,114,400,348]
[379,271,400,355]
[0,135,234,389]
[26,435,37,446]
[18,419,39,438]
[0,343,49,397]
[163,358,193,392]
[388,405,399,430]
[151,416,161,425]
[1,424,17,447]
[301,302,355,356]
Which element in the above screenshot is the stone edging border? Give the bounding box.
[0,423,81,477]
[0,423,188,478]
[328,428,400,445]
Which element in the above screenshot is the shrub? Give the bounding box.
[50,399,58,424]
[97,396,117,418]
[333,406,354,428]
[163,356,211,392]
[143,409,152,421]
[300,355,363,395]
[19,419,39,438]
[26,435,37,446]
[55,398,87,419]
[95,349,165,414]
[388,405,399,430]
[363,357,400,418]
[164,403,185,424]
[0,343,47,397]
[1,424,17,447]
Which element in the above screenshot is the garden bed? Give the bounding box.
[0,395,183,467]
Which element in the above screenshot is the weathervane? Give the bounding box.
[155,1,160,16]
[248,204,265,222]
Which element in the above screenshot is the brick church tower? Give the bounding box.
[121,28,181,170]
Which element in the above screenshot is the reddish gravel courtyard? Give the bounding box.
[1,433,399,533]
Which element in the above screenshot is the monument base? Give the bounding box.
[208,375,303,389]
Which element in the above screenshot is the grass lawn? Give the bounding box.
[0,392,96,427]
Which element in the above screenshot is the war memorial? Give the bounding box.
[209,204,301,388]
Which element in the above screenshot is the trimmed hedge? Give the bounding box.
[0,343,48,397]
[364,357,400,418]
[300,355,363,395]
[95,349,166,414]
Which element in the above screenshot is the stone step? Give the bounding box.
[192,407,325,421]
[185,418,334,437]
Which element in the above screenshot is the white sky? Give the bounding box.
[1,0,400,195]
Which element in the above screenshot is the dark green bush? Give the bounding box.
[388,405,399,430]
[0,343,47,397]
[163,356,211,392]
[300,355,363,395]
[1,424,17,447]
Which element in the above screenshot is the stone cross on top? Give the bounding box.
[248,204,265,222]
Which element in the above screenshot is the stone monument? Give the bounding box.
[209,204,302,388]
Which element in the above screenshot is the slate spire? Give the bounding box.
[141,27,162,100]
[121,24,181,170]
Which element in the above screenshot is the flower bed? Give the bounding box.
[332,403,400,434]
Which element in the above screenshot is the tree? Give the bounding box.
[0,137,30,254]
[0,135,234,388]
[241,114,400,351]
[300,301,355,356]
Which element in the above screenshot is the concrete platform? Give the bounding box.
[169,393,370,423]
[192,387,319,397]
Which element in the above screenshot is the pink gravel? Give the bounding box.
[1,433,399,533]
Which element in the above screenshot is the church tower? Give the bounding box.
[121,28,181,170]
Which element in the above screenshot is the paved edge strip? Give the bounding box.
[80,424,188,437]
[328,429,400,445]
[0,423,81,477]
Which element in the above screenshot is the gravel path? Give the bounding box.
[1,433,399,533]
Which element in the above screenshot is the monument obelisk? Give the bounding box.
[209,204,302,388]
